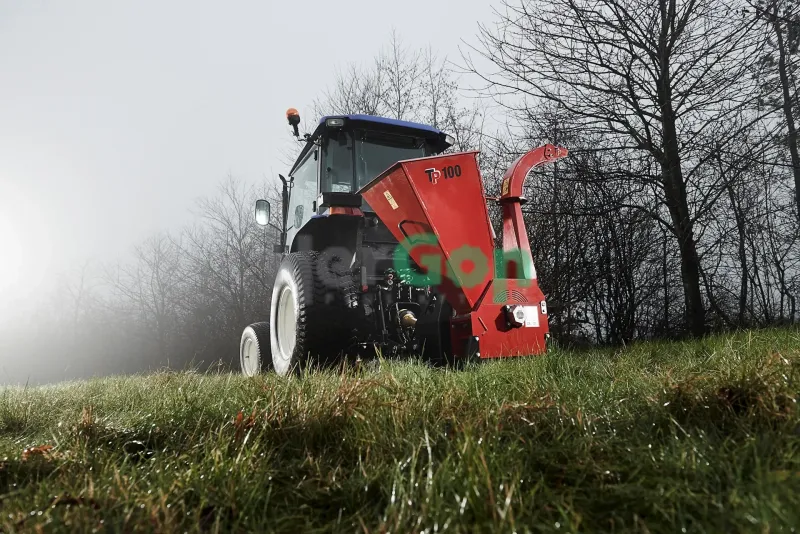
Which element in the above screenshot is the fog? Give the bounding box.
[0,1,493,385]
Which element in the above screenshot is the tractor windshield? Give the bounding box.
[322,129,428,197]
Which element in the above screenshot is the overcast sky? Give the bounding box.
[0,0,496,321]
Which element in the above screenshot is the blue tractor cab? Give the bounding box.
[278,113,453,251]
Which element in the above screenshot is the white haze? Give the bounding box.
[0,0,493,383]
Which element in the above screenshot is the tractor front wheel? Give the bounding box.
[269,251,352,376]
[240,322,271,376]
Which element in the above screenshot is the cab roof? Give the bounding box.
[318,114,445,136]
[289,114,452,175]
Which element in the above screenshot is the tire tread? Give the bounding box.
[275,251,358,374]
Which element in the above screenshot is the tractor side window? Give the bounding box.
[322,131,354,193]
[287,149,318,234]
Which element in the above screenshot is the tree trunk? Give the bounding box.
[662,227,670,334]
[666,187,707,337]
[737,222,749,325]
[773,9,800,222]
[658,0,706,337]
[722,164,749,325]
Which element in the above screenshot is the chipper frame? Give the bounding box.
[359,145,568,360]
[239,110,567,376]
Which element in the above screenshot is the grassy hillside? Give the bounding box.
[1,328,799,533]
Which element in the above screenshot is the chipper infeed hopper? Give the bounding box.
[360,144,568,360]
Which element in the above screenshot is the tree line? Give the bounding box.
[9,0,799,382]
[466,0,800,343]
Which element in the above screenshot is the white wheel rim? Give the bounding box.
[241,336,259,376]
[276,286,296,361]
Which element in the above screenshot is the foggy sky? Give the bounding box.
[0,0,494,324]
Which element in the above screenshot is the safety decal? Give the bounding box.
[523,306,539,328]
[384,190,399,210]
[502,179,510,196]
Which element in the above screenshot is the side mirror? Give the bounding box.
[255,199,270,226]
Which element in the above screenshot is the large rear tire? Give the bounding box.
[270,251,356,376]
[240,322,271,376]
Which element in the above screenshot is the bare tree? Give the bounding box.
[54,260,99,342]
[170,175,278,366]
[466,0,769,337]
[752,0,800,220]
[312,32,486,153]
[103,233,185,366]
[313,62,384,118]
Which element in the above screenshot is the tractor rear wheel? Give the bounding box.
[269,251,355,376]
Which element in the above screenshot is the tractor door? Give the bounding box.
[321,129,355,194]
[285,146,320,251]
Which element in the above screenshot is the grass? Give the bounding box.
[1,328,799,533]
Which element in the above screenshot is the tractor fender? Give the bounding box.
[289,214,361,262]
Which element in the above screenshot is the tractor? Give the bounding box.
[239,109,567,376]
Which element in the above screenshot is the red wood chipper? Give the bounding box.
[240,110,568,376]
